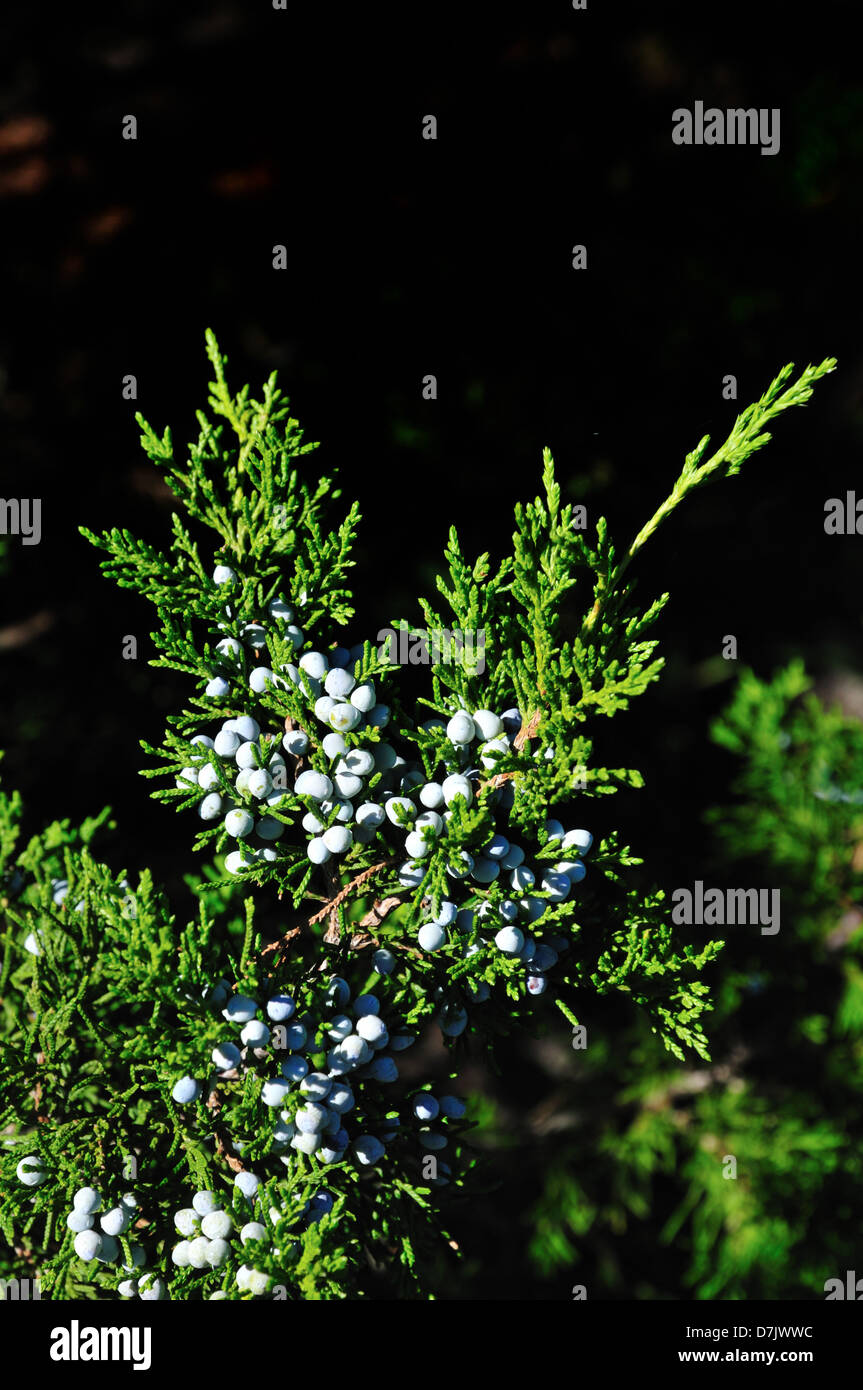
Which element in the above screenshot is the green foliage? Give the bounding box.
[0,336,836,1300]
[522,661,863,1299]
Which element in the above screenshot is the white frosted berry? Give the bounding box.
[269,598,294,623]
[542,871,571,901]
[332,770,362,799]
[198,762,222,792]
[405,830,433,859]
[307,837,330,864]
[328,1014,353,1042]
[479,736,510,769]
[373,742,397,770]
[356,802,385,829]
[171,1075,201,1104]
[510,865,535,890]
[201,1209,233,1240]
[322,824,353,855]
[419,781,445,808]
[250,666,279,694]
[354,1136,385,1166]
[241,1221,267,1245]
[223,994,257,1023]
[261,1078,291,1107]
[213,565,237,585]
[356,1014,388,1045]
[562,828,594,856]
[446,712,476,745]
[412,1093,440,1121]
[472,709,503,740]
[399,859,427,887]
[299,1072,333,1100]
[418,923,446,952]
[212,1041,242,1070]
[192,1191,220,1216]
[280,1055,309,1082]
[385,796,415,825]
[342,748,375,776]
[322,731,347,759]
[266,994,295,1021]
[291,1131,322,1155]
[350,681,376,712]
[282,728,309,755]
[100,1206,130,1237]
[216,636,243,660]
[224,850,249,875]
[373,947,396,974]
[16,1154,47,1187]
[67,1210,94,1232]
[442,774,473,807]
[233,715,260,741]
[242,623,267,649]
[247,768,273,799]
[199,792,223,821]
[295,770,333,801]
[295,1103,328,1135]
[329,702,362,732]
[327,1083,355,1114]
[206,676,230,698]
[73,1187,102,1214]
[495,926,524,955]
[284,624,304,649]
[225,809,255,839]
[324,667,356,698]
[74,1230,103,1262]
[241,1019,270,1047]
[236,740,261,770]
[234,1171,260,1200]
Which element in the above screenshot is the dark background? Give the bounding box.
[1,0,861,1296]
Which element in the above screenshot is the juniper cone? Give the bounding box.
[0,335,834,1298]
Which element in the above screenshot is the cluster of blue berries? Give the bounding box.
[171,971,467,1180]
[59,1186,159,1296]
[173,976,415,1167]
[163,1181,337,1298]
[175,570,405,874]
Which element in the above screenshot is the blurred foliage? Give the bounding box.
[461,664,863,1299]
